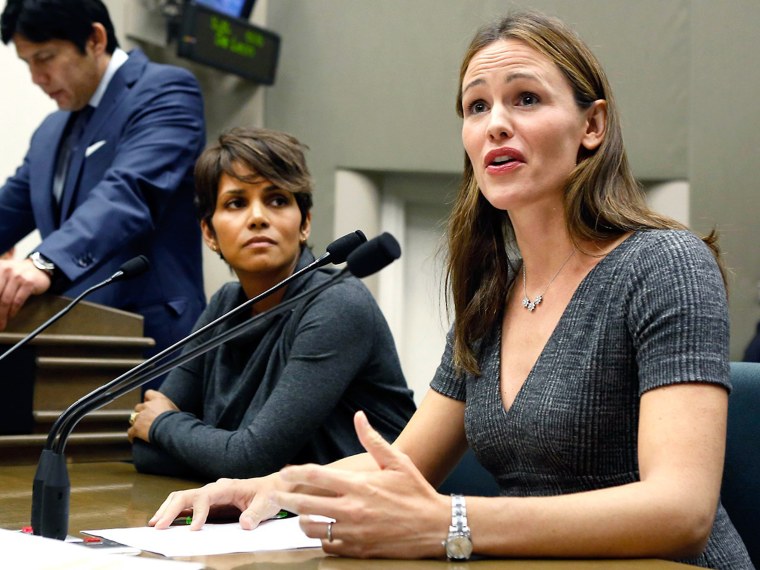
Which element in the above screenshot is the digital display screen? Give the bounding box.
[193,0,255,20]
[178,3,280,84]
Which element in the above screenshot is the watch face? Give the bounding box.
[446,535,473,560]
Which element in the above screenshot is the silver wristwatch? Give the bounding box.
[29,251,55,277]
[443,494,473,560]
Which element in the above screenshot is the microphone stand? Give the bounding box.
[32,232,367,538]
[36,269,349,540]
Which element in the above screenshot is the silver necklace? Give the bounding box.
[521,250,576,312]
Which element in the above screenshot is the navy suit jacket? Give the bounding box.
[0,49,206,367]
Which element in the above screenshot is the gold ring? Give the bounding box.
[129,411,139,426]
[326,522,333,543]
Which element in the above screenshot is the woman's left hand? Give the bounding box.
[127,390,179,443]
[274,411,450,559]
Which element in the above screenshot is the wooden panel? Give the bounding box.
[0,295,154,463]
[0,433,131,465]
[2,295,145,337]
[32,355,143,411]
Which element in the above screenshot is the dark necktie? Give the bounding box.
[53,105,94,204]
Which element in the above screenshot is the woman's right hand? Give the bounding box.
[148,473,285,531]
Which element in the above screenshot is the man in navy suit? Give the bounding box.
[0,0,206,389]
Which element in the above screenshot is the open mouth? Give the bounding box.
[490,156,516,166]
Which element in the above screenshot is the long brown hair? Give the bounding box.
[446,12,722,375]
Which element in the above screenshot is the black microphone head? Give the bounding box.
[346,233,401,278]
[325,230,367,264]
[113,255,150,281]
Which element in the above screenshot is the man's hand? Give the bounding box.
[0,258,52,330]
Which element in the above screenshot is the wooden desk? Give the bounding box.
[0,462,697,570]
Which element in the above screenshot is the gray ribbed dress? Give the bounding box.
[431,230,753,569]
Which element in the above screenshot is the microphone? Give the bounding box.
[322,230,367,264]
[31,232,368,539]
[345,232,400,277]
[0,255,150,363]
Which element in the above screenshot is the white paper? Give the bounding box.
[84,516,323,557]
[0,529,203,570]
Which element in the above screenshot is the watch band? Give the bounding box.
[29,251,55,278]
[444,494,473,560]
[451,494,468,533]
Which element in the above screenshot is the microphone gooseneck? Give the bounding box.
[32,232,371,539]
[44,231,366,454]
[53,232,403,431]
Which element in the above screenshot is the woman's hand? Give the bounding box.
[149,474,284,531]
[274,411,450,559]
[127,390,179,443]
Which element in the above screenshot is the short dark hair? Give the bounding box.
[194,127,314,230]
[1,0,119,53]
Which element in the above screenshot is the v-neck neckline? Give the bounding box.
[497,231,642,414]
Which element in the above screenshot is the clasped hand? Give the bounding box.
[127,390,179,443]
[149,411,451,559]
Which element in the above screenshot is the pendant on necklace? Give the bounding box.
[522,295,543,312]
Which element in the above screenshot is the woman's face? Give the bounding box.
[202,164,310,285]
[460,39,605,213]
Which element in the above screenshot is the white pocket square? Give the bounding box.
[85,140,106,157]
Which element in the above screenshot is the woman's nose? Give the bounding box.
[247,200,269,227]
[486,105,512,141]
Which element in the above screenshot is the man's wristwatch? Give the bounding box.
[29,251,56,278]
[443,494,473,560]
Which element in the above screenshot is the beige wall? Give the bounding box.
[262,0,760,359]
[1,1,758,358]
[689,0,760,359]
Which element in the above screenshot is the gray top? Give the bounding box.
[132,249,416,481]
[431,230,752,569]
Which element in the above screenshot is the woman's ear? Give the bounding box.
[581,99,607,151]
[300,212,312,243]
[200,219,219,252]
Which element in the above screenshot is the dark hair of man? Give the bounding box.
[194,127,314,232]
[1,0,119,54]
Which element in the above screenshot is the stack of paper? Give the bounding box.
[84,517,322,558]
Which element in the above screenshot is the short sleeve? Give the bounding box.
[627,231,730,395]
[430,326,468,401]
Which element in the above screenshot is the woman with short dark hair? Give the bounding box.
[128,127,415,481]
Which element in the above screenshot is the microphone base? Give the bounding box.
[39,451,70,540]
[31,448,54,535]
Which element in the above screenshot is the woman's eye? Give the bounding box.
[517,92,540,106]
[270,195,290,207]
[466,100,488,115]
[225,198,245,209]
